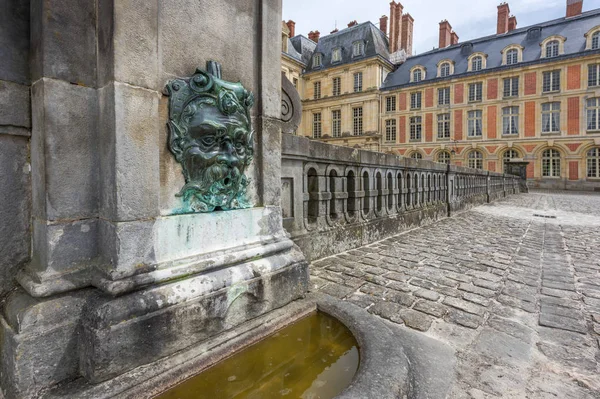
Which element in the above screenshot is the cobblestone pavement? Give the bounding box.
[311,190,600,398]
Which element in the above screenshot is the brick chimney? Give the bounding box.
[401,13,414,55]
[286,20,296,37]
[497,3,510,34]
[451,31,459,45]
[308,30,321,42]
[380,15,388,36]
[348,20,358,28]
[389,1,404,53]
[439,20,452,48]
[566,0,583,17]
[508,15,517,31]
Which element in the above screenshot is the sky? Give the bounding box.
[283,0,600,55]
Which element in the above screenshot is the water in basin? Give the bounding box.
[155,311,359,399]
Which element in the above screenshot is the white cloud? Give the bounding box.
[283,0,600,55]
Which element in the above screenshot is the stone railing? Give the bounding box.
[281,134,525,261]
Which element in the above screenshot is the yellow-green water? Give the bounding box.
[155,312,359,399]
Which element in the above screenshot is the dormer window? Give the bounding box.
[440,62,450,77]
[471,56,482,71]
[332,48,342,63]
[506,49,518,65]
[502,45,523,66]
[313,53,322,68]
[586,27,600,50]
[545,40,559,58]
[413,69,422,82]
[352,41,365,57]
[593,32,600,49]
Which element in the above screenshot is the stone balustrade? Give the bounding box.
[282,134,525,261]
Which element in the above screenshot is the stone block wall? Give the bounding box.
[0,0,31,298]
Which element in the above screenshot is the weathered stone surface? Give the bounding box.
[413,299,448,318]
[0,80,30,129]
[539,313,587,334]
[398,309,434,331]
[0,0,29,84]
[443,297,485,316]
[0,135,30,298]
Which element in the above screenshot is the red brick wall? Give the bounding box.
[569,161,579,180]
[425,113,433,142]
[454,83,464,104]
[424,148,434,155]
[425,88,433,108]
[488,161,496,172]
[455,161,463,167]
[523,144,537,154]
[566,143,582,152]
[487,105,497,139]
[567,65,581,90]
[524,72,537,95]
[454,110,463,140]
[568,97,580,135]
[524,102,536,137]
[399,93,407,111]
[485,146,498,154]
[526,162,534,178]
[487,78,498,100]
[399,115,406,143]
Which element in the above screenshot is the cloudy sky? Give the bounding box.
[283,0,600,55]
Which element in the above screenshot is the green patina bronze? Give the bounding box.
[165,61,255,213]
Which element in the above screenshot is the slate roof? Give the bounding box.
[283,38,304,64]
[304,22,392,73]
[382,8,600,90]
[290,35,317,67]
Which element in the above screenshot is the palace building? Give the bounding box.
[282,0,600,190]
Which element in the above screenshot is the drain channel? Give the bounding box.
[533,214,557,219]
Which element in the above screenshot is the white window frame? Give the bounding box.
[410,152,423,160]
[353,72,363,93]
[332,109,341,138]
[437,113,451,139]
[410,116,422,141]
[386,96,397,112]
[353,107,363,135]
[545,40,559,58]
[468,82,483,102]
[587,97,600,131]
[352,41,365,57]
[542,149,561,177]
[468,151,483,169]
[437,151,451,164]
[588,148,600,178]
[467,110,483,137]
[312,54,322,68]
[313,81,321,99]
[312,113,322,138]
[385,119,397,142]
[332,77,341,96]
[438,87,450,105]
[588,64,600,87]
[471,56,483,72]
[332,48,342,63]
[410,91,422,109]
[541,102,561,133]
[440,62,451,78]
[503,76,519,98]
[503,149,520,171]
[502,106,519,136]
[542,70,560,93]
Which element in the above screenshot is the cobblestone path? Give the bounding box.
[311,190,600,398]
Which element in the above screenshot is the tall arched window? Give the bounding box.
[437,151,451,164]
[593,31,600,50]
[410,152,423,160]
[588,148,600,178]
[503,149,520,170]
[471,56,483,71]
[542,149,561,177]
[413,68,422,82]
[506,49,518,65]
[468,151,483,169]
[545,40,559,58]
[440,62,451,77]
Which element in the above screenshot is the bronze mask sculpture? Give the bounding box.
[165,61,255,213]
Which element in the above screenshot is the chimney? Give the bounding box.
[348,20,358,28]
[330,28,339,34]
[566,0,583,17]
[497,3,510,34]
[286,20,296,37]
[508,15,517,31]
[451,31,459,45]
[394,3,403,53]
[380,15,389,36]
[389,2,397,52]
[401,13,414,56]
[439,20,452,48]
[308,31,321,42]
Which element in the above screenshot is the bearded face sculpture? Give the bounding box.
[165,62,255,213]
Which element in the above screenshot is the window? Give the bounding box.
[332,77,341,96]
[292,78,298,88]
[503,149,520,170]
[593,32,600,50]
[542,70,560,93]
[437,151,451,164]
[413,69,422,82]
[542,149,561,177]
[438,87,450,105]
[468,82,483,102]
[471,56,483,71]
[506,49,518,65]
[312,113,322,138]
[437,113,451,139]
[468,151,483,169]
[386,96,397,112]
[503,77,519,98]
[545,40,559,58]
[410,116,422,141]
[588,98,600,131]
[502,106,519,135]
[354,72,363,92]
[332,48,342,63]
[542,102,561,133]
[313,54,322,68]
[313,81,321,99]
[410,92,422,109]
[353,107,363,135]
[385,119,397,142]
[467,110,482,137]
[440,62,451,77]
[588,148,600,178]
[589,64,600,87]
[331,110,341,138]
[410,152,423,159]
[352,41,365,57]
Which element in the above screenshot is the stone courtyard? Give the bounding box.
[310,190,600,398]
